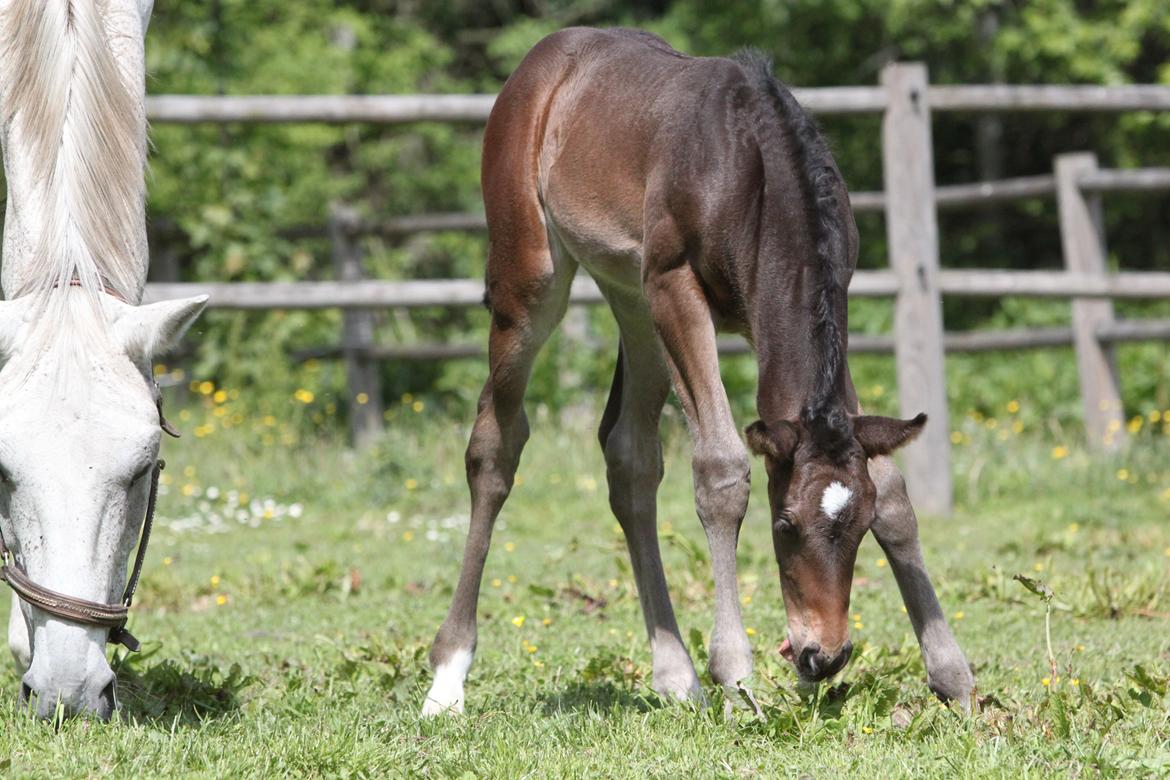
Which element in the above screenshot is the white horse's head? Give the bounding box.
[0,291,205,719]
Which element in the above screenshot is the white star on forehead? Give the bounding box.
[820,481,853,519]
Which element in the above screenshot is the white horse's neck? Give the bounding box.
[0,0,151,305]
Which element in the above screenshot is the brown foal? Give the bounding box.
[423,28,973,716]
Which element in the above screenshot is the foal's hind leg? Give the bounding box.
[422,240,575,717]
[599,292,703,702]
[869,455,975,708]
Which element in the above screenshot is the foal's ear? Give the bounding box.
[745,420,800,463]
[111,295,210,360]
[853,413,927,458]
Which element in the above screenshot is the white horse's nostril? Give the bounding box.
[95,678,117,721]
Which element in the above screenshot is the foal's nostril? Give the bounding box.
[19,680,33,706]
[798,643,823,678]
[797,641,854,681]
[825,641,854,676]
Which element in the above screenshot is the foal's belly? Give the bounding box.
[544,205,645,297]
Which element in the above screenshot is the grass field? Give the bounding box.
[1,392,1169,777]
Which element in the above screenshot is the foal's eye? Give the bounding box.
[773,512,797,536]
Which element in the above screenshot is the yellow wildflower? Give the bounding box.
[512,615,525,628]
[1006,400,1020,414]
[1051,446,1069,460]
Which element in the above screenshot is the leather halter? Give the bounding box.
[0,460,163,652]
[0,385,180,653]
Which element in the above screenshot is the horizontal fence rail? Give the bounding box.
[141,269,1170,310]
[144,84,1170,125]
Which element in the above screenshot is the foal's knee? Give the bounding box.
[692,447,751,528]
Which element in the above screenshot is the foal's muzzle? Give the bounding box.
[796,640,853,681]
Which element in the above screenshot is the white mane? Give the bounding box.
[1,0,148,306]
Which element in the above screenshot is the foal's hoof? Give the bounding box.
[651,670,706,707]
[420,692,464,718]
[928,661,976,711]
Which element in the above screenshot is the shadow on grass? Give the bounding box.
[536,680,665,715]
[112,647,254,727]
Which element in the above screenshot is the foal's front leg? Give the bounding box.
[645,258,755,698]
[869,456,975,707]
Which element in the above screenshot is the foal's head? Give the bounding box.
[0,291,206,719]
[746,412,925,681]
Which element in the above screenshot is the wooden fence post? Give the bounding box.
[881,63,953,516]
[1055,153,1125,449]
[329,205,384,447]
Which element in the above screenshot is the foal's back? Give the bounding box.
[484,28,766,301]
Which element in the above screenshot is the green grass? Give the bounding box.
[1,396,1169,777]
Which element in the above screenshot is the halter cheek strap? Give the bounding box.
[0,460,164,652]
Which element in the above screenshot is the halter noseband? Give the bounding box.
[0,386,179,653]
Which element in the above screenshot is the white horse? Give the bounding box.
[0,0,207,719]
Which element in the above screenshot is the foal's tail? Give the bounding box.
[1,0,147,304]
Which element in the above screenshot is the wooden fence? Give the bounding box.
[140,62,1170,514]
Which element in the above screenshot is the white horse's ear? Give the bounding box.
[111,295,209,360]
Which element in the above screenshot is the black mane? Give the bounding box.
[732,50,853,452]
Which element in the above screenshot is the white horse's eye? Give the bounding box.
[129,462,152,485]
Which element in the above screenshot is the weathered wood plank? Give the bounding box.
[144,88,887,125]
[144,83,1170,125]
[881,62,953,516]
[329,207,384,447]
[929,84,1170,112]
[936,270,1170,298]
[1078,167,1170,193]
[1056,154,1126,450]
